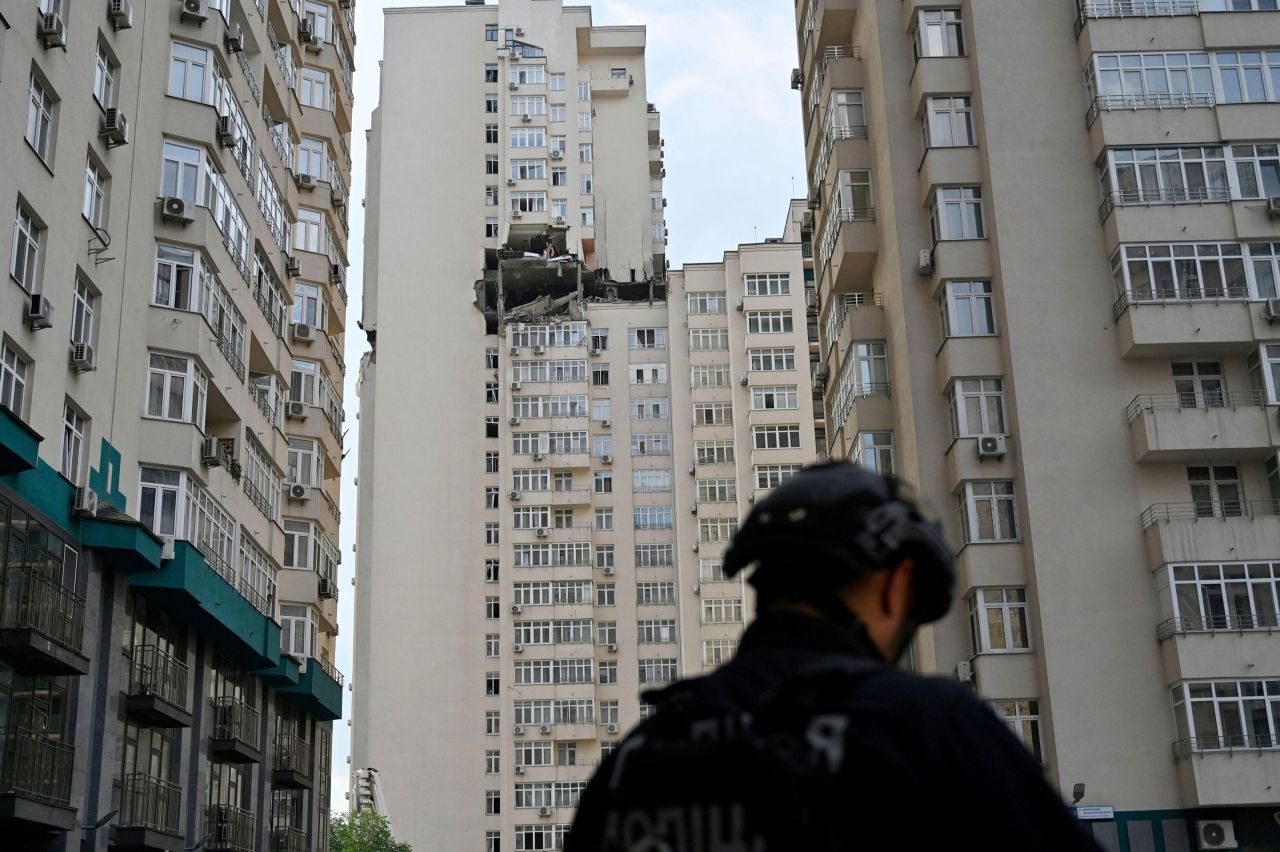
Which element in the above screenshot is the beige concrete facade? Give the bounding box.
[796,0,1280,846]
[353,3,819,848]
[0,0,350,848]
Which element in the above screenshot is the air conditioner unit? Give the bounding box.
[296,172,316,190]
[216,116,239,149]
[319,578,337,600]
[513,725,524,735]
[689,466,696,475]
[735,299,744,312]
[602,566,615,576]
[602,455,612,464]
[71,487,98,518]
[955,660,975,684]
[510,417,521,426]
[607,643,618,653]
[513,766,525,775]
[292,323,316,343]
[331,185,346,206]
[508,82,519,90]
[534,345,546,355]
[297,19,315,44]
[507,178,517,186]
[977,434,1007,460]
[329,264,344,285]
[99,109,129,146]
[606,723,619,733]
[200,436,222,466]
[161,196,193,225]
[286,256,301,277]
[511,210,523,219]
[515,27,525,36]
[289,484,312,502]
[917,248,934,275]
[550,150,564,160]
[159,536,177,561]
[601,419,611,428]
[224,23,244,53]
[1267,197,1280,220]
[740,374,749,386]
[538,806,553,818]
[511,603,522,614]
[1195,820,1237,850]
[27,294,54,330]
[180,0,208,25]
[747,493,755,503]
[512,644,523,654]
[539,724,552,734]
[690,503,698,515]
[692,542,700,553]
[1265,298,1280,323]
[555,216,566,225]
[692,583,701,595]
[286,401,309,419]
[38,12,67,46]
[108,0,134,30]
[535,528,548,538]
[533,453,544,461]
[509,490,521,501]
[521,114,532,123]
[510,346,520,355]
[69,343,97,373]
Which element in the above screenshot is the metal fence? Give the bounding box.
[1124,390,1266,422]
[1,565,85,654]
[129,645,189,710]
[0,726,73,804]
[273,733,312,775]
[207,803,256,852]
[120,772,182,834]
[1157,614,1280,641]
[1173,733,1280,759]
[1141,499,1280,528]
[211,696,260,749]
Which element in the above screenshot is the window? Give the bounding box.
[168,41,210,101]
[486,789,501,815]
[1189,465,1243,518]
[931,187,985,241]
[295,208,324,253]
[746,310,794,334]
[300,68,331,110]
[510,159,546,180]
[1216,50,1280,104]
[629,364,667,385]
[486,348,499,369]
[485,94,498,113]
[696,479,736,503]
[960,481,1019,543]
[631,398,669,420]
[597,622,617,646]
[598,660,617,684]
[280,604,317,658]
[1161,561,1280,633]
[591,329,609,351]
[510,127,546,148]
[510,95,546,116]
[752,425,802,450]
[690,365,730,388]
[1174,361,1225,408]
[1172,679,1280,755]
[581,206,594,226]
[286,438,321,487]
[695,441,735,465]
[594,471,613,493]
[485,672,500,696]
[94,42,117,108]
[704,639,739,666]
[699,518,738,543]
[549,104,567,123]
[550,167,568,188]
[924,97,975,148]
[994,700,1042,762]
[485,24,498,41]
[687,292,728,314]
[744,274,790,296]
[485,596,501,620]
[580,172,593,195]
[633,506,673,530]
[486,218,499,238]
[969,588,1031,654]
[484,155,499,176]
[485,750,500,775]
[59,403,86,484]
[513,506,550,530]
[940,281,996,337]
[282,521,312,569]
[550,73,566,91]
[11,205,42,293]
[700,558,729,580]
[689,328,730,351]
[1232,144,1280,199]
[579,111,592,131]
[510,65,544,86]
[755,464,801,490]
[854,432,895,475]
[578,82,591,101]
[751,386,799,410]
[485,523,499,545]
[1114,242,1254,303]
[71,279,96,346]
[596,582,615,606]
[949,379,1006,438]
[594,508,613,531]
[293,282,327,329]
[633,470,672,492]
[298,136,328,180]
[639,659,678,685]
[485,559,499,582]
[551,135,567,155]
[636,544,674,567]
[486,383,500,404]
[486,634,500,657]
[693,403,731,426]
[511,192,547,213]
[591,365,609,387]
[915,9,964,59]
[579,143,593,164]
[749,348,796,371]
[636,581,675,605]
[701,598,744,624]
[145,353,207,429]
[1098,146,1230,209]
[512,469,550,492]
[638,620,677,644]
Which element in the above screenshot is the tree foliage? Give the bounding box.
[330,809,412,852]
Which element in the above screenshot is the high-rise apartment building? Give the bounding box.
[795,0,1280,847]
[0,0,350,849]
[353,3,816,847]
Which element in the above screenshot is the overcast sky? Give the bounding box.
[332,0,805,810]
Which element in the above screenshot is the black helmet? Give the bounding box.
[723,461,955,624]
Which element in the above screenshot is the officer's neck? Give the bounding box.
[772,599,892,663]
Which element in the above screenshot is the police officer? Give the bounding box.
[568,461,1102,851]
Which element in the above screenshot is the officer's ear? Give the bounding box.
[881,558,916,622]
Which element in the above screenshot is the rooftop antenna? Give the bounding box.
[753,226,758,242]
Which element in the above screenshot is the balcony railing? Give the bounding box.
[270,826,307,852]
[1111,284,1251,319]
[316,655,345,686]
[320,487,341,525]
[238,573,273,617]
[211,696,260,749]
[1157,613,1280,641]
[1124,390,1266,423]
[273,733,312,775]
[129,645,189,710]
[1077,0,1199,32]
[0,726,73,804]
[254,283,287,339]
[1087,91,1215,126]
[243,476,278,526]
[1173,733,1280,759]
[1141,499,1280,528]
[1,566,85,655]
[1099,185,1231,220]
[120,772,182,834]
[248,382,283,430]
[208,803,256,852]
[235,51,262,108]
[824,291,884,348]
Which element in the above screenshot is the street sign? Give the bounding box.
[1076,807,1116,821]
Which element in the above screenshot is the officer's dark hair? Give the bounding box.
[723,461,955,625]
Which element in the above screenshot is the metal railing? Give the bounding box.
[315,656,345,686]
[254,284,286,338]
[1078,0,1199,32]
[1110,284,1250,319]
[0,727,73,804]
[1099,185,1231,220]
[207,803,256,852]
[129,645,189,710]
[328,335,345,374]
[120,772,182,834]
[1141,499,1280,528]
[237,575,272,616]
[270,826,307,852]
[248,382,283,430]
[852,381,892,398]
[1124,390,1266,422]
[242,476,277,524]
[1173,734,1280,759]
[0,565,85,655]
[1157,614,1280,641]
[273,733,312,775]
[320,487,341,525]
[235,50,262,107]
[1087,91,1215,125]
[211,696,260,750]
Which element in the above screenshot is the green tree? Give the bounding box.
[330,809,412,852]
